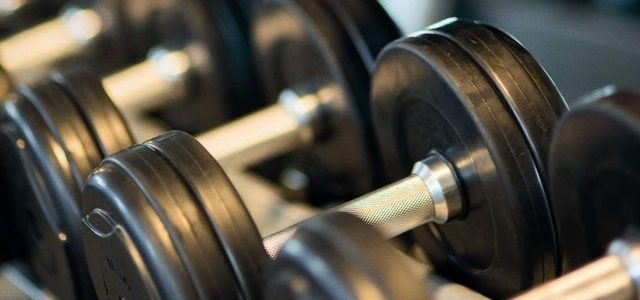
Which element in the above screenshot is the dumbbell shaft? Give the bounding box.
[196,89,323,169]
[102,49,190,115]
[107,50,323,168]
[0,7,101,81]
[262,153,462,258]
[514,237,640,300]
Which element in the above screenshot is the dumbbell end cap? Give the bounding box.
[412,151,463,224]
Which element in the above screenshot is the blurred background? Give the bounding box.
[382,0,640,104]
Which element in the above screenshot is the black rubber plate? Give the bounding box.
[0,88,95,299]
[149,0,263,132]
[371,33,555,297]
[50,67,134,157]
[146,131,267,299]
[549,89,640,273]
[265,213,427,300]
[21,80,102,183]
[19,81,102,298]
[430,18,567,182]
[81,145,205,299]
[122,143,237,298]
[251,0,399,201]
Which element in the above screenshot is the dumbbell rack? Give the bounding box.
[0,1,639,299]
[0,168,490,299]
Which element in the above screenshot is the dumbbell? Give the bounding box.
[271,89,640,300]
[512,88,640,299]
[546,88,640,273]
[264,212,429,300]
[0,0,396,298]
[0,0,259,119]
[514,233,640,300]
[265,212,489,300]
[0,5,264,300]
[0,52,234,300]
[80,18,567,299]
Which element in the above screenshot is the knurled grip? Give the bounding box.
[262,175,434,258]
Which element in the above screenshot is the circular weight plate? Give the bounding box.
[549,89,640,273]
[0,92,95,299]
[430,18,567,182]
[146,131,268,299]
[371,33,556,297]
[148,0,264,132]
[112,143,237,298]
[18,80,102,298]
[49,66,134,157]
[81,147,200,299]
[21,79,102,179]
[252,0,399,201]
[265,213,428,300]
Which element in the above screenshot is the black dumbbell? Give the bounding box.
[514,233,640,300]
[548,88,640,273]
[513,88,640,299]
[0,0,261,126]
[0,4,264,300]
[265,212,490,300]
[0,0,397,298]
[80,18,567,299]
[264,212,428,300]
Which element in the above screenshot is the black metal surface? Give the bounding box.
[371,23,557,297]
[265,213,428,300]
[549,88,640,273]
[251,0,399,203]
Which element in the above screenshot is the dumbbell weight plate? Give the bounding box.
[19,81,102,300]
[146,131,267,299]
[251,0,399,201]
[430,19,567,179]
[265,213,428,300]
[50,67,134,156]
[82,131,267,299]
[0,80,102,299]
[81,150,201,299]
[150,0,264,132]
[23,80,103,178]
[371,30,557,297]
[549,89,640,273]
[99,143,237,298]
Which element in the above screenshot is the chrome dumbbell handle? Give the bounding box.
[514,236,640,300]
[0,7,102,81]
[262,153,463,258]
[196,86,327,169]
[102,48,191,115]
